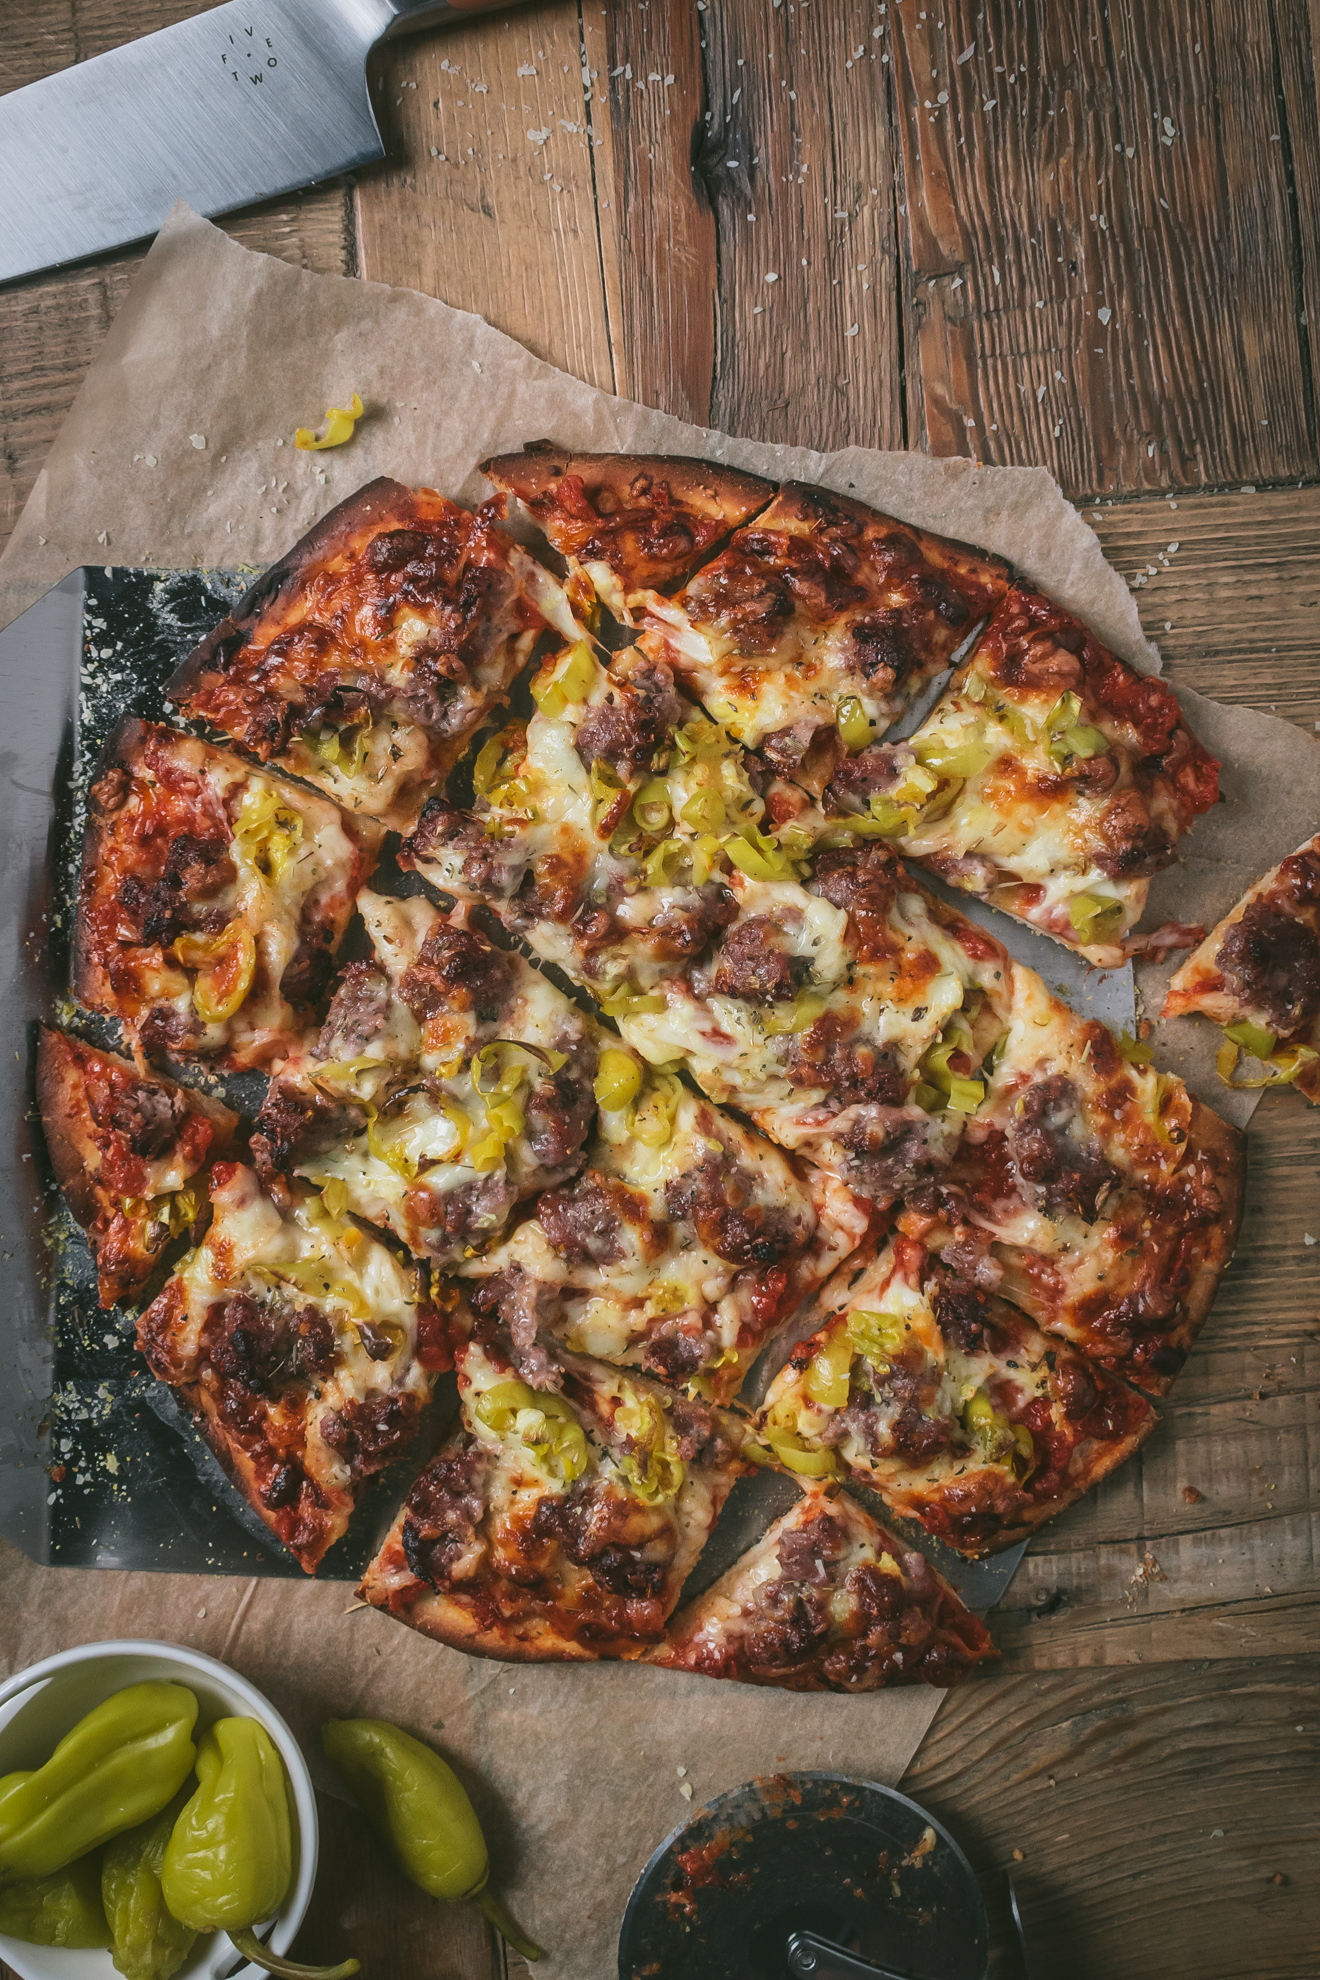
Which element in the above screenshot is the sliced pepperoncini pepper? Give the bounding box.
[321,1719,542,1962]
[0,1682,199,1883]
[161,1718,357,1979]
[0,1854,110,1948]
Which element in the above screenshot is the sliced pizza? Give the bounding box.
[459,1043,869,1401]
[136,1161,453,1572]
[1163,832,1320,1102]
[168,478,582,831]
[74,718,382,1070]
[480,446,775,610]
[645,1485,995,1689]
[253,889,598,1263]
[358,1329,751,1660]
[893,957,1246,1394]
[823,582,1220,964]
[637,483,1011,791]
[755,1233,1156,1556]
[36,1025,239,1308]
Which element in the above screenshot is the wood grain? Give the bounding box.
[908,1658,1320,1979]
[353,5,615,395]
[888,0,1320,496]
[583,0,715,422]
[693,0,905,451]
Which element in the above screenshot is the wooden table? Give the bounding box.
[3,4,1319,1975]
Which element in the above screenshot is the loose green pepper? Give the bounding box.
[102,1792,198,1980]
[0,1682,198,1883]
[0,1852,111,1947]
[321,1718,542,1962]
[161,1718,358,1980]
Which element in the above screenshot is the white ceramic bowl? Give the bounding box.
[0,1639,319,1980]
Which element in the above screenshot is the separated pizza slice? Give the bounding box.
[480,445,775,608]
[903,955,1246,1395]
[136,1161,453,1572]
[645,1485,995,1690]
[1163,832,1320,1102]
[822,582,1220,964]
[638,483,1011,791]
[36,1026,239,1309]
[253,889,598,1263]
[459,1041,869,1402]
[75,718,382,1070]
[169,478,583,831]
[754,1233,1156,1557]
[400,636,822,1001]
[358,1330,752,1660]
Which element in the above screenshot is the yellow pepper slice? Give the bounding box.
[836,695,872,753]
[595,1049,643,1111]
[294,391,365,451]
[803,1331,854,1408]
[174,925,257,1025]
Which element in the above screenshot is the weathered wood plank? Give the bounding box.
[583,0,715,423]
[888,0,1320,496]
[908,1658,1320,1979]
[353,6,615,395]
[1085,486,1320,734]
[692,0,905,451]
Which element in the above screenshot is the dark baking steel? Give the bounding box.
[617,1772,988,1980]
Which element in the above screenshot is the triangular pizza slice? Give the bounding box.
[36,1026,238,1308]
[359,1329,751,1660]
[646,1485,995,1691]
[136,1162,452,1572]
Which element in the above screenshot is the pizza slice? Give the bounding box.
[459,1043,869,1401]
[479,446,775,609]
[1163,832,1320,1102]
[358,1329,751,1660]
[75,719,382,1070]
[822,582,1220,964]
[36,1026,239,1308]
[253,889,598,1263]
[754,1233,1156,1556]
[638,483,1011,791]
[168,478,583,832]
[645,1486,995,1689]
[136,1161,454,1573]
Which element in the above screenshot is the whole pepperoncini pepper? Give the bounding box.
[161,1717,358,1980]
[0,1682,198,1883]
[0,1851,111,1947]
[102,1792,198,1980]
[321,1718,542,1962]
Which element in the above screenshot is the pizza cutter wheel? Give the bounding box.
[617,1771,989,1980]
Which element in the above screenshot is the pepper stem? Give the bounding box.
[473,1886,543,1962]
[229,1925,361,1979]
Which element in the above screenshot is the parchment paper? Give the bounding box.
[1,202,1318,1980]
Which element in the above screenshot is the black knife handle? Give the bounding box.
[785,1929,930,1980]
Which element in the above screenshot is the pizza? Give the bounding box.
[253,889,598,1263]
[646,1485,995,1689]
[136,1160,453,1572]
[459,1042,869,1401]
[480,446,775,610]
[36,1026,239,1308]
[636,484,1011,791]
[169,478,583,832]
[754,1233,1156,1555]
[358,1327,751,1659]
[1163,832,1320,1102]
[822,583,1220,964]
[75,718,382,1070]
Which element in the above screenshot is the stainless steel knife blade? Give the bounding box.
[0,0,501,285]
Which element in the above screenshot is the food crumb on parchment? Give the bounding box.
[679,1782,693,1800]
[1181,1485,1204,1505]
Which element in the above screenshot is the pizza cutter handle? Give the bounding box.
[785,1929,928,1980]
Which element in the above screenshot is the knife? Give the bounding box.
[0,0,522,286]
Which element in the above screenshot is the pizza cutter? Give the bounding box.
[616,1772,989,1980]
